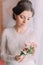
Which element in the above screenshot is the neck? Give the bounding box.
[15,25,27,33]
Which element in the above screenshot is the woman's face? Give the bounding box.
[15,10,32,28]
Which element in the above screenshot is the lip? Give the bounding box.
[21,23,25,26]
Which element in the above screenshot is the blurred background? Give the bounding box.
[0,0,43,65]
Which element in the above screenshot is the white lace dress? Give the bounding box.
[1,27,40,65]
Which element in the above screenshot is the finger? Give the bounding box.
[18,56,25,62]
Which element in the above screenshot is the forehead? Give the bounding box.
[19,10,32,17]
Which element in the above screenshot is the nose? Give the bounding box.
[23,19,27,23]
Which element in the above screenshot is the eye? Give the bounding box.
[27,18,30,20]
[20,15,24,19]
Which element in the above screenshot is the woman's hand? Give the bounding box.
[15,55,25,62]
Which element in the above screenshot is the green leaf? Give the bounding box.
[20,51,26,56]
[27,46,34,54]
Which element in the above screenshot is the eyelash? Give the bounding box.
[20,15,24,19]
[20,15,30,20]
[27,18,30,20]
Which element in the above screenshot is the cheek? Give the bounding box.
[16,17,23,24]
[27,20,30,23]
[18,18,23,24]
[16,19,22,25]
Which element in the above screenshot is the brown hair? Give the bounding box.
[12,0,35,20]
